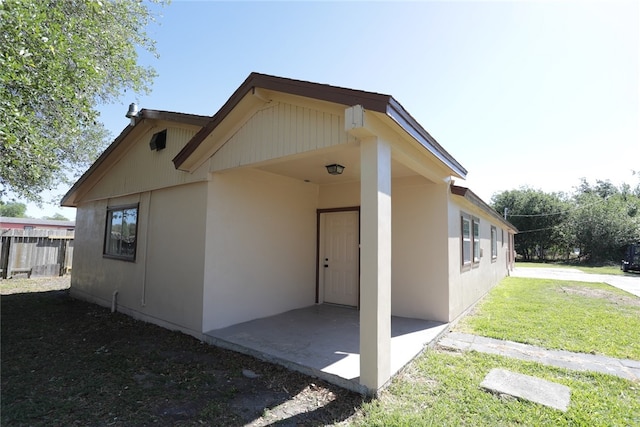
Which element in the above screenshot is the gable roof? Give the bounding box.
[173,73,467,178]
[451,185,518,232]
[61,110,210,207]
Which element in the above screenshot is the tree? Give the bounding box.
[43,213,69,221]
[0,200,27,217]
[569,179,640,263]
[0,0,164,202]
[492,188,569,261]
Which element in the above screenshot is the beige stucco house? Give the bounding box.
[62,73,516,394]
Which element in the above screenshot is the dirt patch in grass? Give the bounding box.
[0,275,71,294]
[1,279,367,426]
[558,285,640,307]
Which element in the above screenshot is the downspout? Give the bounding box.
[141,191,151,307]
[111,290,118,313]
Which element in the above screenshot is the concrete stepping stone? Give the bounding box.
[480,368,571,412]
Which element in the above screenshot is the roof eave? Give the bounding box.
[451,185,518,232]
[387,98,467,179]
[61,109,210,207]
[173,72,394,170]
[172,72,469,180]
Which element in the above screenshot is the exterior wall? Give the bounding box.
[71,182,207,337]
[447,196,511,321]
[82,125,208,202]
[318,176,451,321]
[318,181,360,209]
[210,101,357,172]
[391,177,450,321]
[202,168,319,331]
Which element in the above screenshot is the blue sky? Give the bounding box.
[25,0,639,219]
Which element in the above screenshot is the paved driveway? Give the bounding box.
[511,267,640,297]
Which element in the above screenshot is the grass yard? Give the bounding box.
[2,276,639,426]
[351,276,640,426]
[456,277,640,360]
[1,280,366,426]
[515,261,626,276]
[353,350,640,426]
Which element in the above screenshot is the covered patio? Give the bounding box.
[204,304,448,394]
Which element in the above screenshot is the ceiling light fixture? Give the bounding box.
[325,164,345,175]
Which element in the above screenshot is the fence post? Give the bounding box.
[57,239,67,276]
[1,235,10,279]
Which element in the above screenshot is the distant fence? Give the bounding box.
[0,229,74,279]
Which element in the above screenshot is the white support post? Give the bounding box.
[359,136,392,393]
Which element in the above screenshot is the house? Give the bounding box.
[0,217,75,231]
[61,73,517,395]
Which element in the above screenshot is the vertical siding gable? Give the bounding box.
[82,125,207,202]
[210,102,355,172]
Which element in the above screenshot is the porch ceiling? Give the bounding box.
[255,144,429,185]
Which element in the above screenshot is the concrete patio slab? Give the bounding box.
[481,368,571,411]
[204,304,448,394]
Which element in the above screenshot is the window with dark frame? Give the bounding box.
[473,218,480,263]
[461,215,471,266]
[491,226,498,260]
[104,205,138,261]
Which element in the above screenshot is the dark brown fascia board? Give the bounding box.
[140,110,211,127]
[451,185,518,232]
[172,72,468,179]
[386,98,467,177]
[60,109,210,207]
[172,73,393,169]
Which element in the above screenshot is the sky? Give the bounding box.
[21,0,639,220]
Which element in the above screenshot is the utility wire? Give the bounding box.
[505,198,608,218]
[516,226,558,234]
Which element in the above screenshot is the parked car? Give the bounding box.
[621,243,640,272]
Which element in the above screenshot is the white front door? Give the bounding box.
[322,211,359,307]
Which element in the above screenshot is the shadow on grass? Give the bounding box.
[1,290,368,426]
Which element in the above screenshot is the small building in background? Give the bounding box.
[0,217,75,232]
[1,218,75,278]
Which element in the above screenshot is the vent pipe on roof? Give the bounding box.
[125,103,139,126]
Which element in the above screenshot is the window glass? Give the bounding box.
[473,219,480,263]
[462,216,471,265]
[491,226,498,259]
[104,205,138,261]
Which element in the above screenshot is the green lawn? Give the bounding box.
[354,351,640,426]
[456,277,640,359]
[4,277,639,426]
[515,261,625,276]
[350,276,640,426]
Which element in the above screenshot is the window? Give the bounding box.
[491,226,498,260]
[461,215,471,265]
[104,205,138,261]
[462,212,481,267]
[473,218,480,263]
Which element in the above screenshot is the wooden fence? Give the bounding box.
[0,229,74,279]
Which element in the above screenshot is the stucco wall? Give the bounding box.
[391,177,450,321]
[202,169,319,331]
[318,181,360,209]
[71,182,207,337]
[447,196,511,321]
[318,176,451,321]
